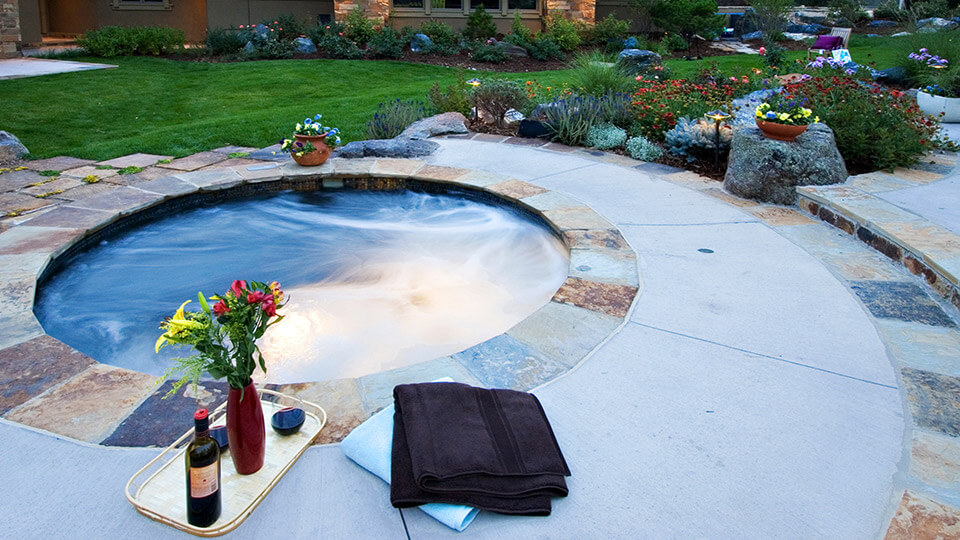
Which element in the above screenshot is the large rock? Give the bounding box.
[399,112,469,140]
[616,49,662,76]
[503,45,528,57]
[916,17,959,29]
[892,31,913,37]
[0,131,28,161]
[723,123,847,204]
[869,20,899,27]
[410,33,433,53]
[876,66,909,84]
[787,23,827,33]
[741,31,765,40]
[294,37,317,54]
[338,138,439,158]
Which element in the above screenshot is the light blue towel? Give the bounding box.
[341,398,480,532]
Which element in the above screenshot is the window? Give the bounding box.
[112,0,172,11]
[391,0,537,15]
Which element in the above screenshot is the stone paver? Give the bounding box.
[0,336,95,415]
[157,151,226,172]
[59,165,118,181]
[885,491,960,539]
[96,153,172,169]
[22,156,94,172]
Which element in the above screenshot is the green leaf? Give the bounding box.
[198,291,210,313]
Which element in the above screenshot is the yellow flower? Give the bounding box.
[813,116,820,123]
[155,300,204,352]
[802,108,811,117]
[778,113,790,121]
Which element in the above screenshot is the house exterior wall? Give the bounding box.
[1,0,21,58]
[45,0,207,42]
[206,0,335,30]
[19,0,40,45]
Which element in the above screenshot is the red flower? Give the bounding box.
[262,299,278,317]
[230,280,247,298]
[213,300,230,316]
[247,290,268,304]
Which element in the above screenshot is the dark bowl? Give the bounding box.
[209,425,228,451]
[271,407,306,436]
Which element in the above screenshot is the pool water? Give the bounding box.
[35,190,569,383]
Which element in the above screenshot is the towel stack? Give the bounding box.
[390,382,570,516]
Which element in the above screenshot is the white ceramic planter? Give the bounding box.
[917,90,960,123]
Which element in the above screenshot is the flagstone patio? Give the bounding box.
[1,137,959,538]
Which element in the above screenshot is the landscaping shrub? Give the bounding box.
[546,12,583,51]
[344,7,377,46]
[747,0,792,36]
[787,76,944,172]
[472,80,528,126]
[664,116,732,162]
[637,0,724,44]
[910,0,951,20]
[568,51,634,96]
[420,20,462,55]
[273,13,307,42]
[368,27,404,59]
[465,6,498,40]
[206,28,246,56]
[471,43,509,63]
[526,34,566,60]
[309,22,364,59]
[631,75,759,140]
[542,96,602,145]
[662,33,690,52]
[626,135,664,160]
[828,0,868,26]
[762,40,786,72]
[584,123,628,149]
[77,26,184,57]
[872,0,908,21]
[367,99,428,139]
[585,14,630,46]
[597,92,635,128]
[427,70,473,115]
[509,12,532,43]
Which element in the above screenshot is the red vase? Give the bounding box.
[226,380,265,475]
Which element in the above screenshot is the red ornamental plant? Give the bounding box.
[156,280,287,392]
[783,75,947,173]
[630,75,760,140]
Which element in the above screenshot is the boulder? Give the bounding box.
[400,112,469,140]
[786,23,827,33]
[865,33,882,38]
[338,138,439,158]
[294,37,317,54]
[503,45,528,57]
[892,31,913,37]
[723,123,847,204]
[793,11,827,24]
[742,31,765,40]
[244,41,255,54]
[518,119,551,138]
[410,33,433,53]
[916,17,958,29]
[529,102,560,121]
[623,36,639,49]
[0,131,29,161]
[254,24,270,37]
[616,49,663,76]
[876,66,909,84]
[869,20,899,27]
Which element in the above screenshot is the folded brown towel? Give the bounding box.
[390,382,570,516]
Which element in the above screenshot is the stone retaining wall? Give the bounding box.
[1,0,21,59]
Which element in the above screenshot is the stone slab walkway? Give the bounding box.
[0,57,116,80]
[0,138,959,537]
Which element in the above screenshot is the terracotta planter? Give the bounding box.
[917,90,960,123]
[755,119,808,142]
[226,380,266,475]
[291,134,331,166]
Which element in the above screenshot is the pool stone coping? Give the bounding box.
[0,157,640,446]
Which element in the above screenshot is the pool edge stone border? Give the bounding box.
[0,157,640,447]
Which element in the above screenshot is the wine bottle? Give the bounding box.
[186,408,221,527]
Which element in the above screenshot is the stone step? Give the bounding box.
[797,182,960,309]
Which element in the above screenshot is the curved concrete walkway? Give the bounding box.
[2,138,959,538]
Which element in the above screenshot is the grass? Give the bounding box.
[0,57,569,160]
[0,34,911,160]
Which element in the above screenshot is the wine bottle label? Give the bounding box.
[190,463,219,498]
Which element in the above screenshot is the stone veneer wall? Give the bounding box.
[334,0,391,23]
[545,0,595,23]
[1,0,21,58]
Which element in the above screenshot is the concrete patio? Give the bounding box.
[1,137,959,538]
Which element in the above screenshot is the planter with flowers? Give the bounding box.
[281,113,342,166]
[156,280,286,475]
[909,49,960,122]
[754,97,818,142]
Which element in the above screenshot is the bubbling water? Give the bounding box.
[35,190,568,383]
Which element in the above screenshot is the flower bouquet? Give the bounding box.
[281,113,342,166]
[156,279,287,474]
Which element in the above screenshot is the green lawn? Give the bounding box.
[0,34,910,161]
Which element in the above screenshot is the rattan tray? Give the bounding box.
[125,389,327,536]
